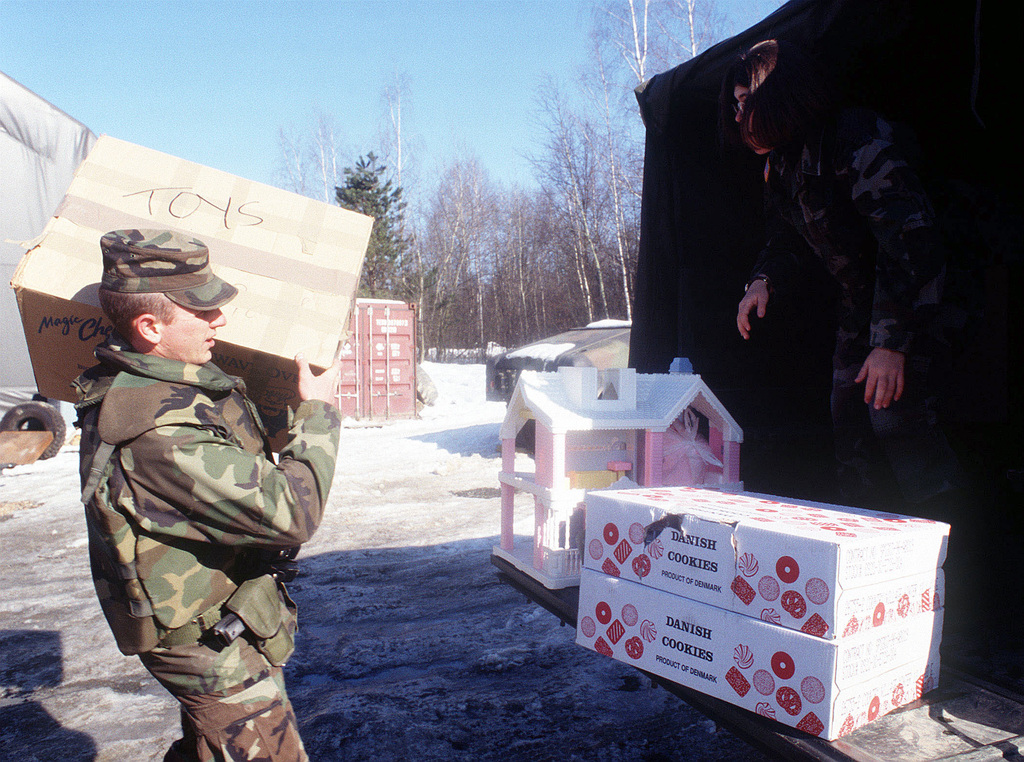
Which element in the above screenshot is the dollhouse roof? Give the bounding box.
[501,367,742,441]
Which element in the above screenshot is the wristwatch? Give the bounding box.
[745,274,773,294]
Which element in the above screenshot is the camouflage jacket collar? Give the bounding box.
[74,332,240,408]
[770,109,885,183]
[770,129,827,181]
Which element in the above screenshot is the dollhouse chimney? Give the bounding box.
[560,366,637,412]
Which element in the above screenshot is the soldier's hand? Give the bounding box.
[737,278,770,340]
[855,347,905,409]
[296,354,342,406]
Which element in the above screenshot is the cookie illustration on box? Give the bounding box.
[577,570,942,740]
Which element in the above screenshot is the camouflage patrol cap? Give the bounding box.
[100,229,238,310]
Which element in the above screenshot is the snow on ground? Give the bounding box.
[0,363,770,761]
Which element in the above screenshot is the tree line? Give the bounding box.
[277,0,771,360]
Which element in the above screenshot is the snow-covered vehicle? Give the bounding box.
[485,320,631,403]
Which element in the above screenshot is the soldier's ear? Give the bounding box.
[131,313,163,352]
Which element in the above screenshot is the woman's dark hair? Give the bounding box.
[719,39,835,152]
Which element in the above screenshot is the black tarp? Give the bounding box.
[630,0,1021,500]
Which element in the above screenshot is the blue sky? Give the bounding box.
[2,0,776,192]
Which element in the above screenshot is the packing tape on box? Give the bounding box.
[25,225,103,271]
[52,195,359,296]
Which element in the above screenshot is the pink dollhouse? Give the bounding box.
[494,365,743,588]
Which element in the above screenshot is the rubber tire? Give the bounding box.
[0,401,67,460]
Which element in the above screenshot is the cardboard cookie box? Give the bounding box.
[584,487,948,639]
[11,135,373,448]
[577,570,941,740]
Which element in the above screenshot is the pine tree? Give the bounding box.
[336,153,409,298]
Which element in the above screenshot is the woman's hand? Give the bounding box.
[855,347,905,409]
[737,278,770,339]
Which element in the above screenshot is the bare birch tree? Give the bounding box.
[653,0,728,66]
[533,82,614,323]
[578,0,735,323]
[379,71,416,190]
[311,111,342,204]
[419,156,496,357]
[584,35,641,320]
[597,0,651,84]
[274,109,348,203]
[378,71,433,356]
[276,126,310,197]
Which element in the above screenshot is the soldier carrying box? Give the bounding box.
[75,229,342,761]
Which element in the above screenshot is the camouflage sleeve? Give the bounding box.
[838,114,944,353]
[752,205,812,299]
[750,157,816,299]
[120,399,341,548]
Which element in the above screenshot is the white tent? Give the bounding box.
[1,71,96,400]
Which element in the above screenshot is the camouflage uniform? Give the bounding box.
[750,109,958,505]
[75,231,341,761]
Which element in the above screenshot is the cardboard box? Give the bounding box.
[584,487,948,639]
[577,569,942,740]
[11,136,372,445]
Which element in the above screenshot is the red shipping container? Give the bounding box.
[337,299,418,421]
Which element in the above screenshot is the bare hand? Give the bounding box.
[296,354,342,406]
[855,347,905,409]
[737,279,770,339]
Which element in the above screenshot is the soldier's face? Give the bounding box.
[152,301,227,365]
